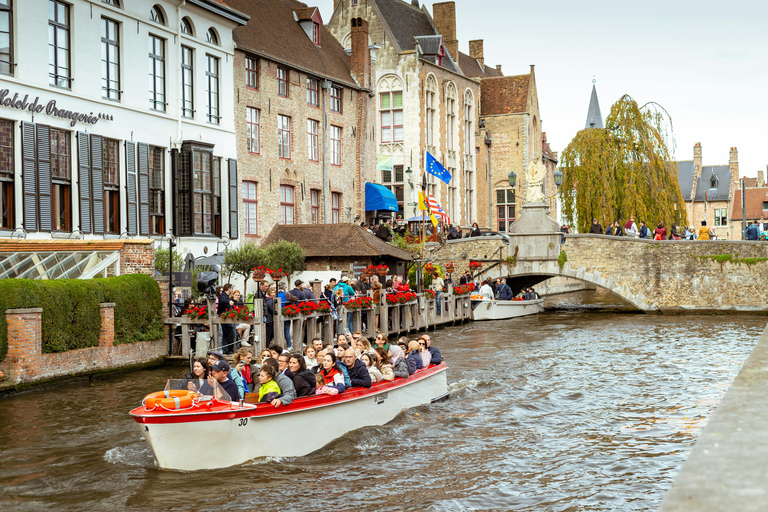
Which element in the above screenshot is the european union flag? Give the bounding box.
[426,151,451,184]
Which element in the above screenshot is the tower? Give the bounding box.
[585,79,603,129]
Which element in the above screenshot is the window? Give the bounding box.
[307,77,319,106]
[280,185,294,225]
[243,181,257,235]
[148,35,165,111]
[763,202,768,211]
[277,67,288,97]
[278,114,291,159]
[447,184,455,222]
[352,0,358,5]
[102,0,120,6]
[150,5,165,25]
[180,16,193,35]
[307,120,318,161]
[245,56,258,89]
[710,173,718,189]
[331,192,340,223]
[0,119,13,229]
[246,107,260,154]
[310,189,319,223]
[181,46,194,118]
[496,189,516,232]
[446,87,456,150]
[193,150,214,234]
[103,138,119,233]
[425,81,436,147]
[330,87,342,113]
[312,22,320,45]
[205,55,219,124]
[206,28,218,45]
[0,0,13,76]
[715,207,727,227]
[100,18,121,100]
[48,0,71,88]
[148,146,164,235]
[382,165,404,218]
[330,125,341,165]
[380,91,403,143]
[50,128,71,231]
[213,157,221,236]
[464,90,475,223]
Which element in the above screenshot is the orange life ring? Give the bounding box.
[144,390,199,410]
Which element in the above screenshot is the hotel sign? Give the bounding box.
[0,88,114,127]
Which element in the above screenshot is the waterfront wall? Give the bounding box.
[0,304,165,387]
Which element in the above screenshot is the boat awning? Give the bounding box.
[365,183,398,212]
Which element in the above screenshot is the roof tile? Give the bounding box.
[731,187,768,219]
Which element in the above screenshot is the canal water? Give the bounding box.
[0,289,764,511]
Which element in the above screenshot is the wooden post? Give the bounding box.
[181,323,190,357]
[380,292,389,337]
[206,298,218,351]
[274,297,284,347]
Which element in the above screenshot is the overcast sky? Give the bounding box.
[316,0,768,178]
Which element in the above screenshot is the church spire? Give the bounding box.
[585,79,603,129]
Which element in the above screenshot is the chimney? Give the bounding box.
[496,64,502,72]
[730,146,739,191]
[412,0,419,6]
[432,2,458,62]
[350,17,370,88]
[758,169,765,188]
[692,142,702,200]
[469,39,484,67]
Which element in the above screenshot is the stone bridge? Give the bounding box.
[428,233,768,314]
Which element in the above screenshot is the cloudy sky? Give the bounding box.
[316,0,767,177]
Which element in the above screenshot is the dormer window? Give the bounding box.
[312,22,320,45]
[710,173,718,189]
[295,8,323,46]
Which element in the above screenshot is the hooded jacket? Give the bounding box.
[292,368,317,397]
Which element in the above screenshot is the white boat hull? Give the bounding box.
[132,365,448,470]
[471,298,544,321]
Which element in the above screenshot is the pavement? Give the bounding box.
[659,323,768,511]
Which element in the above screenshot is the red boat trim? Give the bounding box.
[130,363,447,425]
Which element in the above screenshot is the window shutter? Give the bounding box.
[137,142,150,235]
[228,158,238,239]
[36,125,52,232]
[91,135,105,234]
[21,122,37,232]
[173,148,193,236]
[77,132,92,233]
[125,141,137,235]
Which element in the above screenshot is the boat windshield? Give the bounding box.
[162,379,232,402]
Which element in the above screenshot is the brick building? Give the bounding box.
[730,170,768,237]
[225,0,377,242]
[327,0,481,227]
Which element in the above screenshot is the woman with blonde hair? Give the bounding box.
[374,346,394,382]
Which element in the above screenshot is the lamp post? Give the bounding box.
[553,169,563,214]
[485,130,492,231]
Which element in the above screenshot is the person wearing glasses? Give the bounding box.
[340,348,372,388]
[420,334,442,365]
[373,333,389,352]
[417,338,431,368]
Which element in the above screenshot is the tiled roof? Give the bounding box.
[227,0,359,89]
[457,51,502,78]
[693,165,731,202]
[374,0,437,52]
[743,177,758,187]
[293,7,317,20]
[263,224,414,260]
[676,160,695,201]
[731,187,768,219]
[585,83,603,129]
[480,75,530,116]
[416,34,442,55]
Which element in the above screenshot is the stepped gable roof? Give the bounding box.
[585,83,603,129]
[226,0,358,89]
[693,165,731,202]
[374,0,437,52]
[743,177,758,187]
[676,160,695,201]
[480,75,530,116]
[731,187,768,219]
[458,52,503,78]
[263,224,414,260]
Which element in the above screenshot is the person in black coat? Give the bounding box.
[288,354,316,397]
[302,282,316,301]
[469,222,481,237]
[589,218,603,234]
[290,279,306,301]
[340,348,372,388]
[459,271,472,285]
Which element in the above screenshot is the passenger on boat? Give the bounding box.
[319,353,346,394]
[361,352,383,383]
[207,350,245,399]
[304,346,318,370]
[397,337,409,355]
[234,347,257,392]
[259,349,272,364]
[277,353,291,376]
[257,364,282,403]
[341,348,372,388]
[288,354,316,397]
[373,333,390,352]
[356,336,373,357]
[405,341,423,375]
[261,358,296,407]
[390,346,409,379]
[479,278,495,300]
[312,338,324,354]
[497,280,514,300]
[185,357,213,394]
[417,337,432,368]
[374,347,395,382]
[422,335,442,365]
[209,360,240,401]
[315,372,339,396]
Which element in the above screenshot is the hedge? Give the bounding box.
[0,274,163,362]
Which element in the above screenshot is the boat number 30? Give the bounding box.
[374,392,388,405]
[238,418,248,426]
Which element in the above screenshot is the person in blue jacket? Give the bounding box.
[497,280,513,300]
[340,348,372,388]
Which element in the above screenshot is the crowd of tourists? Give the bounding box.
[183,333,442,404]
[363,219,483,242]
[589,216,721,240]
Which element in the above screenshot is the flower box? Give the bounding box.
[424,290,436,299]
[454,283,475,296]
[469,261,482,270]
[385,291,418,305]
[344,296,374,310]
[220,305,253,321]
[186,304,208,320]
[445,261,455,273]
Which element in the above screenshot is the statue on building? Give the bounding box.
[525,153,546,203]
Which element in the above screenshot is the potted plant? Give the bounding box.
[469,260,482,271]
[186,304,208,320]
[445,261,455,273]
[269,267,285,281]
[252,265,271,281]
[375,264,389,277]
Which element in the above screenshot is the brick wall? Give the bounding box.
[120,240,155,275]
[1,304,165,385]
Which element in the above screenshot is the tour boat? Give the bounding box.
[470,298,545,321]
[129,363,448,471]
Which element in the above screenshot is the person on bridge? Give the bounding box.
[625,217,638,237]
[613,221,625,236]
[697,221,711,240]
[590,219,603,234]
[605,223,614,236]
[654,223,667,240]
[746,220,760,240]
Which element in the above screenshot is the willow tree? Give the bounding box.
[559,94,688,233]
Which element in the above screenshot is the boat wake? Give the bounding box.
[104,444,155,468]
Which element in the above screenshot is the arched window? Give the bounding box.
[180,17,194,36]
[150,5,165,25]
[463,89,475,224]
[425,75,437,148]
[445,82,457,151]
[102,0,120,7]
[206,28,219,45]
[378,75,403,144]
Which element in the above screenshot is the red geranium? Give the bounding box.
[344,296,374,310]
[186,304,208,319]
[469,261,482,270]
[454,283,475,295]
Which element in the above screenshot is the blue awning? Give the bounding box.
[365,182,398,212]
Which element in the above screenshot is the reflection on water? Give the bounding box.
[0,289,763,511]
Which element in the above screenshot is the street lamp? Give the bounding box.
[485,131,492,230]
[508,170,517,188]
[554,170,563,188]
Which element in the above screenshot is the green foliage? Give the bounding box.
[265,239,306,279]
[558,94,688,233]
[408,262,444,289]
[692,254,768,266]
[0,275,163,361]
[558,250,568,269]
[392,233,419,254]
[155,247,183,274]
[222,241,267,296]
